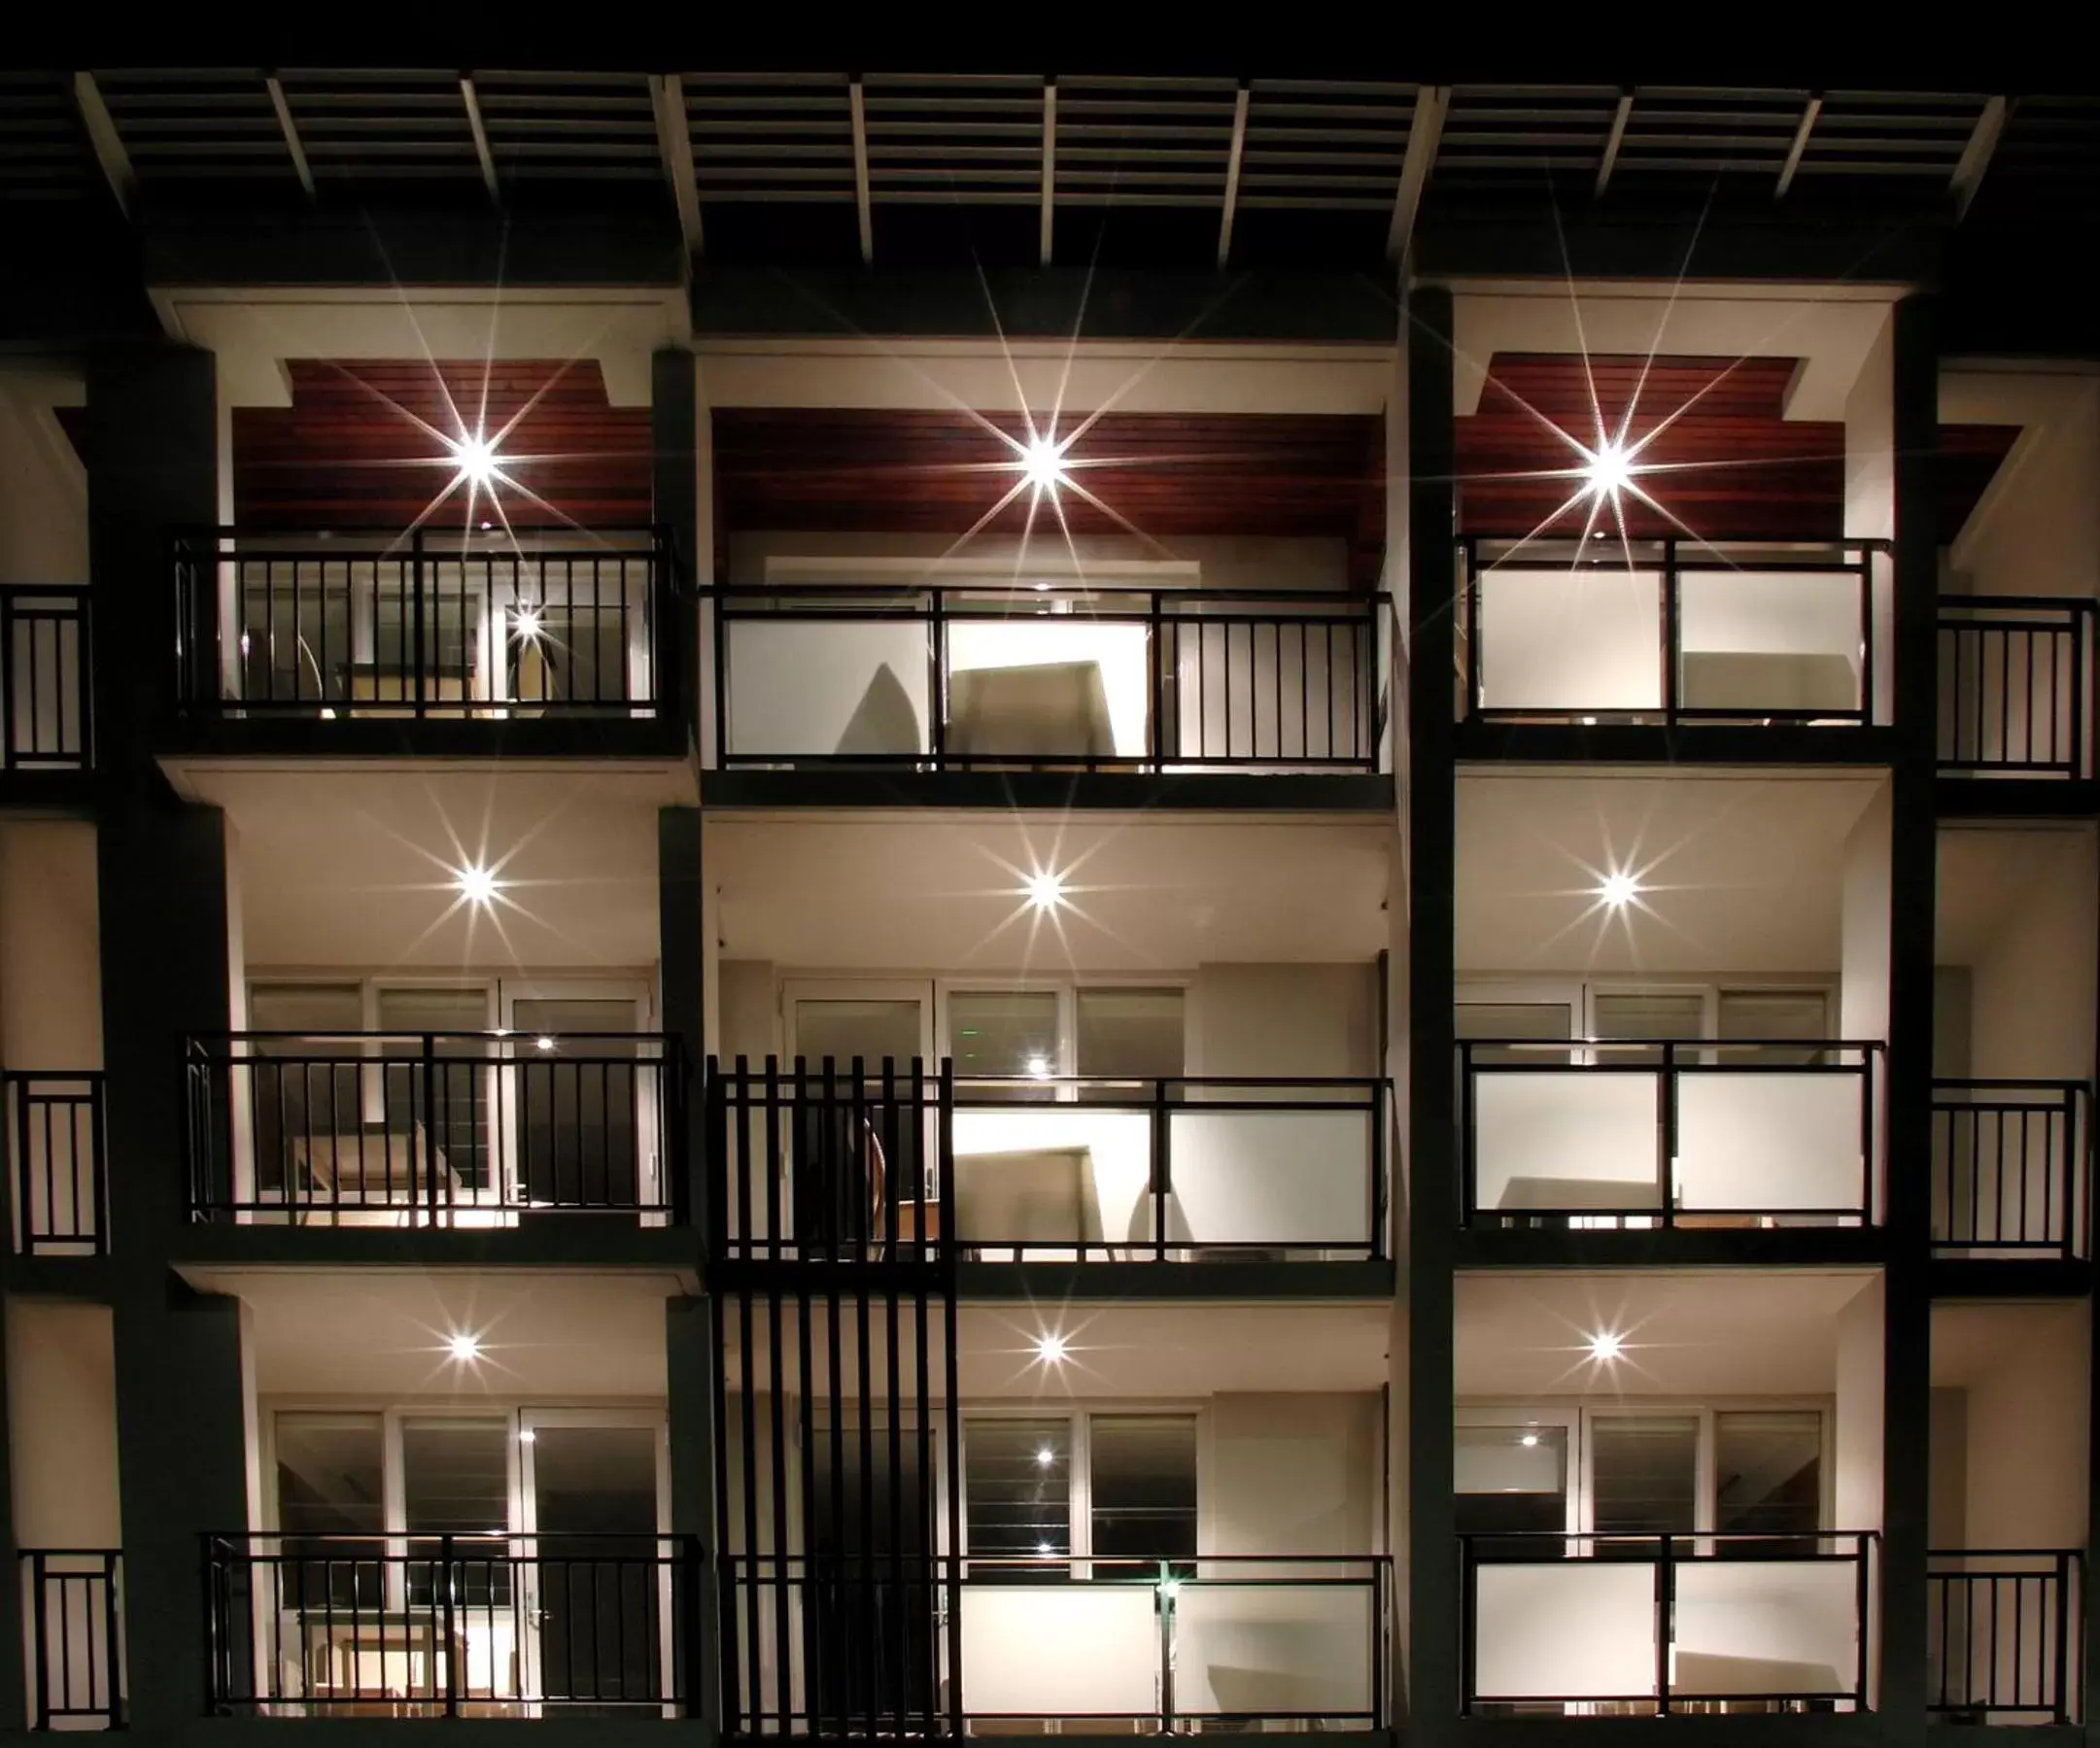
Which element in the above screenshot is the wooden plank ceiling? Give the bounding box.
[710,406,1389,582]
[230,360,652,529]
[210,357,2014,556]
[1459,353,2017,540]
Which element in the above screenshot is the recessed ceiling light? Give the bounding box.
[1034,1331,1068,1366]
[454,864,500,907]
[1519,1433,1540,1448]
[1020,433,1069,493]
[446,1332,484,1363]
[1588,1330,1625,1363]
[1022,870,1068,912]
[1036,1446,1056,1468]
[1583,440,1632,500]
[451,431,500,488]
[1597,872,1641,908]
[513,604,543,641]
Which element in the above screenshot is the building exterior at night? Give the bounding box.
[0,56,2096,1748]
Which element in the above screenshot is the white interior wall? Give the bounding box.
[1928,1388,1968,1546]
[0,822,102,1069]
[1840,782,1893,1046]
[1942,1306,2090,1550]
[0,368,86,587]
[1966,834,2097,1080]
[1833,1276,1884,1537]
[1942,368,2100,600]
[1189,962,1378,1078]
[716,960,778,1062]
[1206,1392,1380,1556]
[5,1298,120,1546]
[1843,312,1896,544]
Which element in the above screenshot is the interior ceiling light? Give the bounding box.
[1034,1330,1069,1365]
[450,430,500,488]
[454,864,501,907]
[1581,439,1634,500]
[513,604,542,641]
[1023,869,1068,912]
[1597,871,1642,908]
[1036,1445,1056,1468]
[1588,1330,1625,1363]
[1020,432,1070,493]
[446,1332,484,1362]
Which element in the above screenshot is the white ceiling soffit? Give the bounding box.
[151,286,691,408]
[706,814,1394,973]
[177,766,684,971]
[1456,1269,1876,1399]
[717,1300,1394,1399]
[1448,289,1898,421]
[693,340,1396,416]
[183,1267,690,1397]
[1456,771,1882,977]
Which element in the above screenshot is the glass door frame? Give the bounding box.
[498,978,657,1214]
[516,1406,674,1719]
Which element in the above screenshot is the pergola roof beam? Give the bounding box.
[1217,82,1250,269]
[1039,77,1057,267]
[1594,89,1633,197]
[849,77,874,264]
[70,71,136,219]
[460,75,499,204]
[263,74,317,199]
[649,73,705,258]
[1386,84,1449,261]
[1950,94,2010,223]
[1774,93,1822,198]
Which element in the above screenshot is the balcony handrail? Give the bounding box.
[0,585,94,773]
[1461,1529,1874,1717]
[713,580,1378,606]
[184,1031,687,1224]
[174,521,675,551]
[708,1056,1390,1264]
[719,1550,1390,1734]
[1458,1040,1882,1228]
[1926,1546,2082,1722]
[1940,593,2100,617]
[19,1547,123,1731]
[4,1069,109,1256]
[1937,595,2095,777]
[1930,1077,2088,1258]
[203,1530,699,1716]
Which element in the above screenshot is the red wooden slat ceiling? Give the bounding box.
[230,360,653,530]
[1459,353,2017,540]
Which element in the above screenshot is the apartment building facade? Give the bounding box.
[0,62,2095,1748]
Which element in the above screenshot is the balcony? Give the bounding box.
[1457,537,1886,740]
[168,527,682,756]
[1928,1551,2083,1725]
[1939,597,2097,782]
[1931,1080,2090,1262]
[19,1550,123,1730]
[1461,1531,1873,1716]
[1458,1040,1879,1233]
[720,1554,1388,1734]
[0,586,92,786]
[5,1071,107,1256]
[184,1032,686,1227]
[203,1532,698,1717]
[708,583,1389,796]
[709,1061,1389,1270]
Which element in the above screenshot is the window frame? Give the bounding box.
[937,977,1191,1094]
[959,1401,1210,1576]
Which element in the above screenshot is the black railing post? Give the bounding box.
[1458,1537,1475,1717]
[1656,1533,1674,1715]
[1148,589,1165,772]
[1371,1080,1389,1261]
[1158,1563,1176,1734]
[1857,1533,1873,1711]
[929,591,948,771]
[411,526,428,719]
[1661,1042,1678,1225]
[441,1532,460,1718]
[104,1551,124,1727]
[1661,540,1681,722]
[1153,1078,1169,1263]
[421,1033,440,1225]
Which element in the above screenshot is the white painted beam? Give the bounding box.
[70,72,135,220]
[1774,95,1822,199]
[649,74,705,258]
[849,78,874,266]
[263,75,316,199]
[1039,78,1057,268]
[460,76,499,205]
[1950,95,2010,223]
[1386,85,1449,262]
[1594,91,1633,198]
[1217,84,1250,270]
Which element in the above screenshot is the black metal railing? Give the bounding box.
[1460,537,1882,727]
[1932,1080,2089,1259]
[173,526,673,719]
[708,1057,1390,1263]
[185,1033,684,1225]
[5,1071,107,1254]
[0,587,92,771]
[20,1550,123,1730]
[711,583,1389,772]
[720,1553,1388,1736]
[203,1532,698,1715]
[1939,597,2096,778]
[1460,1530,1874,1716]
[1458,1039,1881,1228]
[1928,1550,2083,1723]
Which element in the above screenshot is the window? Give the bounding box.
[1590,1415,1700,1537]
[1455,1423,1568,1547]
[965,1418,1073,1569]
[1088,1415,1197,1568]
[1719,990,1833,1066]
[947,984,1186,1099]
[276,1413,384,1536]
[965,1410,1199,1571]
[1715,1411,1823,1537]
[1455,1000,1578,1067]
[401,1418,512,1604]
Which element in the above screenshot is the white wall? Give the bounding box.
[0,369,86,588]
[1950,1306,2089,1550]
[1834,1276,1884,1537]
[1942,368,2100,600]
[5,1298,120,1547]
[1840,781,1893,1047]
[0,822,102,1069]
[1190,962,1378,1079]
[1843,312,1896,544]
[717,959,779,1063]
[1207,1392,1380,1557]
[1967,831,2097,1080]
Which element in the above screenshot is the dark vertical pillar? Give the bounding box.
[1403,284,1459,1742]
[652,347,699,745]
[112,1287,250,1728]
[660,805,706,1236]
[0,1301,25,1732]
[668,1295,720,1731]
[1880,291,1940,1740]
[82,345,242,1731]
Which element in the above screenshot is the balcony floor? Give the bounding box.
[702,768,1395,812]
